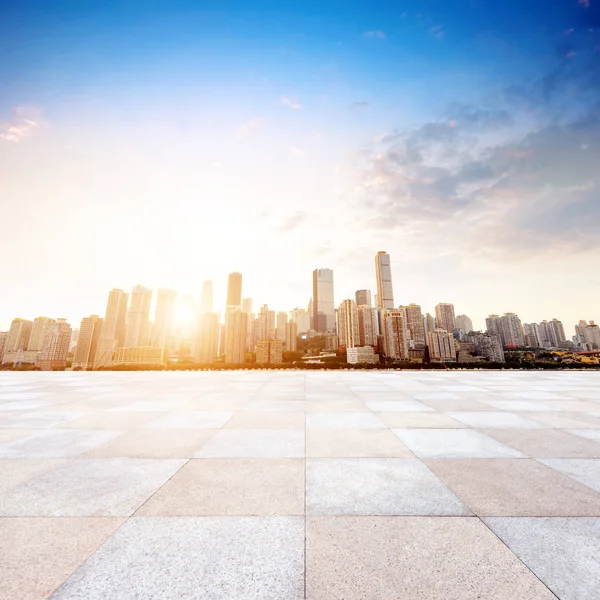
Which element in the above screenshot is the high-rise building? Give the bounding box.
[102,289,128,347]
[464,332,505,363]
[193,313,219,364]
[337,300,360,349]
[486,313,524,348]
[355,289,372,307]
[255,304,276,343]
[523,323,543,348]
[428,329,457,362]
[357,305,379,346]
[383,309,409,360]
[582,321,600,349]
[152,289,178,352]
[312,269,335,333]
[73,315,103,370]
[404,304,426,349]
[435,303,456,333]
[36,319,71,370]
[423,313,435,339]
[28,317,56,351]
[286,321,298,351]
[276,311,288,340]
[455,314,473,334]
[0,331,9,363]
[200,280,213,313]
[224,309,248,364]
[256,339,283,364]
[290,308,311,335]
[375,252,394,309]
[6,318,33,353]
[242,297,253,314]
[226,272,243,310]
[126,285,153,347]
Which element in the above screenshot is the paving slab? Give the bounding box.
[195,428,305,458]
[484,429,600,458]
[0,517,124,600]
[50,517,305,600]
[485,517,600,600]
[0,458,185,516]
[306,458,469,515]
[58,411,164,429]
[306,411,385,429]
[224,410,305,428]
[393,429,524,458]
[540,459,600,493]
[426,458,600,516]
[146,410,234,428]
[306,429,414,457]
[448,411,542,429]
[307,516,558,600]
[377,412,464,428]
[137,458,305,516]
[363,399,434,412]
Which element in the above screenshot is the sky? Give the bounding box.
[1,0,599,333]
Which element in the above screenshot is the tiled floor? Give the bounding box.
[1,371,600,599]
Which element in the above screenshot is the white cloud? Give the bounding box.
[0,106,40,143]
[288,145,305,158]
[281,96,302,110]
[237,117,264,138]
[363,30,386,39]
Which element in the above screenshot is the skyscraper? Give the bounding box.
[355,289,372,307]
[126,285,153,347]
[224,309,248,364]
[73,315,103,370]
[357,305,379,346]
[455,314,474,334]
[286,321,298,351]
[523,323,542,348]
[375,252,394,309]
[276,311,288,340]
[200,280,213,313]
[428,329,457,362]
[226,272,243,310]
[435,303,456,333]
[28,317,56,351]
[256,304,276,341]
[403,304,426,349]
[95,288,129,368]
[0,331,9,364]
[290,308,311,334]
[36,319,71,371]
[152,288,178,352]
[486,313,524,348]
[242,297,253,314]
[6,318,33,353]
[312,268,335,333]
[337,300,360,349]
[383,309,409,360]
[193,312,219,364]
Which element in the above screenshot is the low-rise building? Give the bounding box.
[346,346,378,364]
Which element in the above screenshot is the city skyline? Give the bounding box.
[1,1,599,334]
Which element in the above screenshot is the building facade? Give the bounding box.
[73,315,104,370]
[224,309,248,364]
[404,304,426,349]
[435,303,456,333]
[226,272,243,310]
[126,285,153,347]
[375,252,394,309]
[36,319,71,370]
[312,268,335,333]
[337,299,360,349]
[383,309,409,360]
[355,289,372,307]
[428,329,456,362]
[193,313,219,364]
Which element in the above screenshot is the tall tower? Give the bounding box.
[375,251,394,310]
[404,304,426,349]
[6,318,33,353]
[126,285,153,346]
[435,303,456,333]
[226,272,243,310]
[152,289,178,352]
[224,310,248,364]
[337,300,360,349]
[200,280,213,313]
[355,290,372,307]
[95,289,129,368]
[312,269,335,333]
[193,312,219,364]
[28,317,56,351]
[383,309,409,360]
[36,319,72,370]
[73,315,103,370]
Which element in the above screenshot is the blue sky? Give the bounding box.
[1,0,599,331]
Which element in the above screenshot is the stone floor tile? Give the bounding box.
[306,429,414,457]
[448,411,542,429]
[481,400,555,412]
[224,411,305,429]
[85,429,217,458]
[0,428,34,443]
[363,400,435,412]
[484,429,600,458]
[426,458,600,516]
[195,429,305,458]
[485,517,600,600]
[0,458,67,493]
[377,412,464,429]
[524,412,600,429]
[306,411,385,429]
[58,411,164,429]
[306,516,557,600]
[540,459,600,493]
[137,458,304,516]
[0,517,124,600]
[418,398,494,411]
[50,517,305,600]
[0,428,125,458]
[0,458,185,516]
[243,400,306,411]
[306,458,469,515]
[305,399,367,411]
[146,410,234,428]
[393,429,524,458]
[569,429,600,441]
[0,410,86,429]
